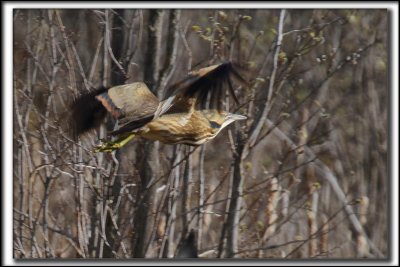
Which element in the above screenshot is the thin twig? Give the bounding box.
[245,9,286,158]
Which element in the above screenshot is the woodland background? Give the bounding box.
[13,9,388,259]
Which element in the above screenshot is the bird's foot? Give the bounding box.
[94,140,122,153]
[93,133,136,153]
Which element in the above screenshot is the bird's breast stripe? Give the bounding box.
[96,92,124,119]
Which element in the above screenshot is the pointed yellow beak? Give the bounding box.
[227,113,247,121]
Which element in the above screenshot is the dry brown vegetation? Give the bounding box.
[13,9,388,259]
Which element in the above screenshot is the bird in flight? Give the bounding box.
[69,62,247,152]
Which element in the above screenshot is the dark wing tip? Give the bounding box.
[188,61,248,109]
[68,87,109,139]
[162,61,249,114]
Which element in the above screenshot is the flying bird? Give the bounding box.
[69,62,247,152]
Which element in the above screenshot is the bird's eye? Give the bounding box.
[210,121,221,129]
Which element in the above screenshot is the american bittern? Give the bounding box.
[69,62,247,152]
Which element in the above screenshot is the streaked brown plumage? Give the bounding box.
[69,62,247,152]
[139,110,245,146]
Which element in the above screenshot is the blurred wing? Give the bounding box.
[95,82,159,134]
[160,62,247,114]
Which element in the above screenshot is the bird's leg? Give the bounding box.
[94,132,136,152]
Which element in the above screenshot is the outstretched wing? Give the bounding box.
[160,62,247,115]
[95,82,159,135]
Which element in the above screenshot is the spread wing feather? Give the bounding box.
[160,62,247,115]
[96,82,159,126]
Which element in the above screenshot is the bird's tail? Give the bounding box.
[68,87,109,139]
